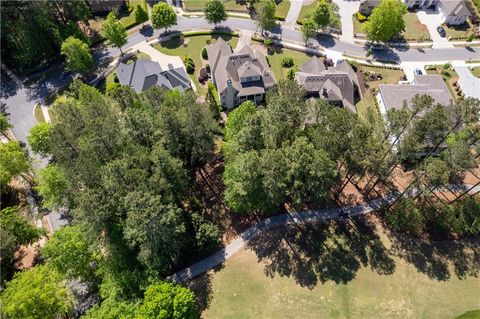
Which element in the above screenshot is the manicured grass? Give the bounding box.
[153,35,238,95]
[276,0,291,20]
[183,0,249,12]
[353,16,365,37]
[443,21,475,40]
[197,220,480,319]
[471,67,480,78]
[298,0,318,23]
[355,65,405,117]
[426,66,460,100]
[455,310,480,319]
[118,0,147,29]
[265,47,312,81]
[401,12,431,42]
[34,104,46,123]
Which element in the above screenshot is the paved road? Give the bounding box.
[170,184,480,283]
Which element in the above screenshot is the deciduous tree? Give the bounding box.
[151,2,177,32]
[61,36,93,75]
[27,122,52,157]
[101,12,128,54]
[204,0,227,27]
[255,0,276,36]
[364,0,407,42]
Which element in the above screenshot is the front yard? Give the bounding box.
[443,21,477,40]
[259,45,313,81]
[353,12,431,42]
[154,34,238,95]
[118,0,148,29]
[275,0,291,20]
[183,0,249,12]
[298,0,318,23]
[470,66,480,78]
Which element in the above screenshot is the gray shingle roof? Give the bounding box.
[378,75,453,111]
[116,60,191,93]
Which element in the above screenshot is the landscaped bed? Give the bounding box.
[194,219,480,319]
[443,21,477,41]
[153,34,238,95]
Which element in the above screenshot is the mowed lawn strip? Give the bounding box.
[265,47,312,81]
[276,0,291,19]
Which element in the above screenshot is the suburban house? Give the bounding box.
[116,59,192,93]
[376,74,453,115]
[359,0,469,25]
[207,38,276,110]
[86,0,124,14]
[295,57,360,113]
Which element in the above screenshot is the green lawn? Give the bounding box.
[298,0,318,23]
[444,21,475,40]
[276,0,291,20]
[34,104,46,123]
[183,0,249,12]
[118,0,147,29]
[353,16,365,37]
[265,47,312,81]
[471,67,480,78]
[195,220,480,319]
[455,310,480,319]
[401,12,431,42]
[154,35,238,95]
[355,65,405,117]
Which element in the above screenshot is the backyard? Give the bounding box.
[154,34,238,95]
[192,218,480,319]
[354,64,405,117]
[260,45,313,81]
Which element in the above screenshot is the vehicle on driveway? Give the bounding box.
[437,26,446,37]
[414,68,424,75]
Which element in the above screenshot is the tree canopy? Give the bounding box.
[152,2,177,31]
[61,36,94,75]
[204,0,228,27]
[365,0,407,42]
[101,12,128,53]
[255,0,276,35]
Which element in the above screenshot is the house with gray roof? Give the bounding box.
[116,59,191,93]
[295,57,360,113]
[359,0,469,25]
[377,74,453,115]
[207,38,276,109]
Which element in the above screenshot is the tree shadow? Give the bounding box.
[0,70,19,99]
[184,272,214,313]
[246,215,395,289]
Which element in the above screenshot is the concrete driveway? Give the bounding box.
[332,0,359,44]
[416,10,453,48]
[455,67,480,99]
[284,0,305,29]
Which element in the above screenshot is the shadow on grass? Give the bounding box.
[246,215,395,289]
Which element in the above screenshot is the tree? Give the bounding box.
[82,297,139,319]
[313,0,332,30]
[204,0,227,28]
[206,82,221,120]
[255,0,276,36]
[61,36,93,75]
[135,4,149,24]
[42,225,97,283]
[151,2,177,32]
[101,12,128,54]
[301,17,317,44]
[384,198,424,236]
[0,140,30,186]
[0,112,12,140]
[364,0,407,42]
[0,265,73,319]
[135,282,196,319]
[27,122,52,157]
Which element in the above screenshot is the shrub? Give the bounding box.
[443,63,452,70]
[135,4,149,24]
[205,64,210,73]
[264,39,273,47]
[280,56,294,68]
[106,82,120,93]
[183,56,194,66]
[201,47,208,60]
[355,11,367,22]
[206,39,211,45]
[113,74,119,83]
[185,63,195,74]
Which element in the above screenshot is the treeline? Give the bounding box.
[1,83,222,318]
[1,0,90,72]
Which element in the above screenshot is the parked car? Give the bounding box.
[414,68,423,75]
[437,26,446,37]
[369,43,384,50]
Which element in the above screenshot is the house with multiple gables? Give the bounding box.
[295,57,361,113]
[359,0,470,25]
[116,60,192,93]
[206,38,276,110]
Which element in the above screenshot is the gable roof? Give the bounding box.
[440,0,469,17]
[378,75,453,111]
[116,60,191,93]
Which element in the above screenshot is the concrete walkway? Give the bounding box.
[284,0,304,29]
[333,0,359,44]
[455,66,480,100]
